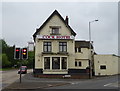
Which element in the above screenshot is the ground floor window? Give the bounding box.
[75,61,77,66]
[52,57,60,69]
[62,57,67,69]
[44,57,67,70]
[75,61,82,67]
[79,62,81,66]
[44,57,50,69]
[100,65,106,69]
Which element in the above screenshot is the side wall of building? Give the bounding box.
[75,48,90,69]
[94,55,119,76]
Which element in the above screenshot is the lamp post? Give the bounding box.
[89,19,98,79]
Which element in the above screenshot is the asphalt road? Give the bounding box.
[45,75,119,89]
[1,69,33,90]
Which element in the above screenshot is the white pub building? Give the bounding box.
[33,10,120,78]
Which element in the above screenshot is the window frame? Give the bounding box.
[75,47,77,52]
[51,27,59,34]
[43,42,52,52]
[59,42,67,52]
[79,61,82,66]
[44,57,50,69]
[78,47,81,52]
[62,57,67,69]
[75,61,82,67]
[100,65,106,70]
[75,47,81,53]
[75,61,77,67]
[52,57,60,69]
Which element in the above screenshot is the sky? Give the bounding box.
[1,1,119,55]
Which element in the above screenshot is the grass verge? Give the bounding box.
[0,68,18,71]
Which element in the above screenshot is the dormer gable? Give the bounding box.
[33,10,76,40]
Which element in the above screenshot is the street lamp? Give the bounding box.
[89,19,98,79]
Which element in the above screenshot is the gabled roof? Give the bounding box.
[33,10,76,39]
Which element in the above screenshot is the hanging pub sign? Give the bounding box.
[36,35,74,40]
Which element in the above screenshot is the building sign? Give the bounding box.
[36,35,74,40]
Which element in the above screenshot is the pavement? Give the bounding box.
[1,73,70,91]
[2,69,20,89]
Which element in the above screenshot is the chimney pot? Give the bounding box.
[65,16,69,25]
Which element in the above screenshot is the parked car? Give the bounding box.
[18,66,27,74]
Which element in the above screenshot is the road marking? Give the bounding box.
[104,83,113,87]
[71,83,75,84]
[104,82,119,87]
[47,84,53,87]
[71,82,80,85]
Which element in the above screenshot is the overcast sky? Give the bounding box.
[1,2,118,55]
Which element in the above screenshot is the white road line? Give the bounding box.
[104,82,118,87]
[104,83,113,87]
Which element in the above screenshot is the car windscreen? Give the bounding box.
[21,67,26,70]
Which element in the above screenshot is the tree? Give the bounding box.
[0,39,2,54]
[0,39,16,67]
[0,39,8,54]
[0,39,35,68]
[26,51,35,68]
[6,45,16,67]
[2,54,11,67]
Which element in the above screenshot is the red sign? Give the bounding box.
[37,35,74,40]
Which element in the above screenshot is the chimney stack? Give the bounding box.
[65,16,69,25]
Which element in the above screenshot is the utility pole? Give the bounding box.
[88,20,98,79]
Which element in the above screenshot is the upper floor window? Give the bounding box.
[43,42,51,52]
[75,61,77,66]
[75,47,81,52]
[75,47,77,52]
[79,62,81,66]
[75,61,82,67]
[59,42,67,52]
[50,26,61,35]
[51,28,59,34]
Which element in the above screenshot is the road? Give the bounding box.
[1,69,32,90]
[45,75,119,89]
[1,69,119,90]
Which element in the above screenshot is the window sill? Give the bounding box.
[75,52,83,53]
[57,52,69,55]
[50,33,61,35]
[43,69,68,72]
[42,52,54,54]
